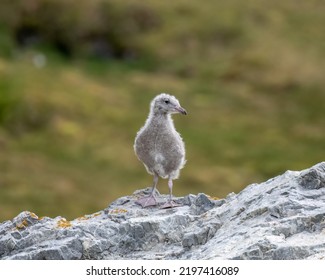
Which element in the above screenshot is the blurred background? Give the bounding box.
[0,0,324,222]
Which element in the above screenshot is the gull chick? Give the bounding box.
[134,93,187,208]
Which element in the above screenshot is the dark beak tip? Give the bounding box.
[175,106,187,115]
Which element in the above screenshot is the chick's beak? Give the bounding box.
[175,106,187,115]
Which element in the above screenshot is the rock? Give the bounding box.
[1,162,325,260]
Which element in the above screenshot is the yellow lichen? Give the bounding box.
[208,195,220,200]
[76,215,89,221]
[29,212,39,219]
[75,212,101,222]
[16,219,28,230]
[57,218,72,228]
[109,209,128,214]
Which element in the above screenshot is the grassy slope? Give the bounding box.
[0,0,324,221]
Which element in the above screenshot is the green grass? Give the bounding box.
[0,0,324,221]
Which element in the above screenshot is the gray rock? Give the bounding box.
[1,162,325,260]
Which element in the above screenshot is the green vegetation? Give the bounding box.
[0,0,324,221]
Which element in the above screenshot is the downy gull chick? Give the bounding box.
[134,93,187,208]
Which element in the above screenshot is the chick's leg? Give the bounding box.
[136,173,159,207]
[161,177,181,209]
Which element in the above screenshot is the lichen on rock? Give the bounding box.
[1,162,325,260]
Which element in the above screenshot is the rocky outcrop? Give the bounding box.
[1,162,325,260]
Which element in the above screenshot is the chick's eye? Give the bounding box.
[164,99,170,104]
